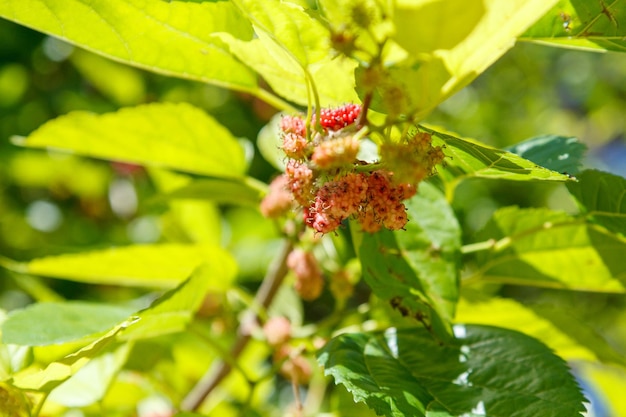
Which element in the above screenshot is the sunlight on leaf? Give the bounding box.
[0,0,257,90]
[10,317,136,392]
[18,244,233,288]
[14,102,246,178]
[470,207,626,292]
[318,325,586,417]
[506,135,586,176]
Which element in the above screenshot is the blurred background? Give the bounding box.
[0,17,625,416]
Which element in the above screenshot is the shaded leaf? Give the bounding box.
[567,169,626,235]
[10,318,136,392]
[389,0,560,119]
[16,244,232,288]
[505,135,586,176]
[0,0,257,89]
[2,302,135,346]
[471,207,626,292]
[521,0,626,53]
[358,182,461,340]
[318,325,586,417]
[14,102,246,178]
[424,126,573,189]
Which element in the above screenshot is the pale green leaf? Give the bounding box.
[424,126,572,190]
[216,0,359,106]
[390,0,560,119]
[48,343,131,407]
[0,0,257,89]
[257,112,286,171]
[358,182,461,339]
[505,135,587,176]
[14,243,232,288]
[470,207,626,292]
[14,102,246,178]
[120,263,236,341]
[11,318,136,391]
[567,169,626,236]
[318,325,586,417]
[521,0,626,53]
[2,302,135,346]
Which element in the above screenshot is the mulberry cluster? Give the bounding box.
[260,103,444,235]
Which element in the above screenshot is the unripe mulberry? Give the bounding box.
[285,160,314,206]
[260,175,294,218]
[311,135,360,169]
[317,104,361,131]
[263,316,292,347]
[287,249,324,301]
[280,115,306,137]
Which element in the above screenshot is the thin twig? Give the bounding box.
[180,238,294,411]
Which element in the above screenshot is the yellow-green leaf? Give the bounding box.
[14,102,246,178]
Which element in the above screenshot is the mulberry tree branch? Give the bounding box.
[180,238,294,411]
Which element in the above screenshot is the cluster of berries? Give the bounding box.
[262,316,312,385]
[260,104,444,235]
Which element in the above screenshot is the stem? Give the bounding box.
[180,238,294,411]
[357,91,372,128]
[460,239,496,254]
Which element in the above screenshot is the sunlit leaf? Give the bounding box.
[506,135,586,176]
[10,318,136,392]
[424,126,573,191]
[318,325,586,417]
[2,302,135,346]
[13,244,232,288]
[521,0,626,53]
[567,169,626,236]
[389,0,560,119]
[13,103,246,178]
[47,343,131,407]
[470,207,626,292]
[0,0,257,89]
[215,0,359,106]
[358,182,461,339]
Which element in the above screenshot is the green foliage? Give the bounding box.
[0,0,625,415]
[318,325,587,417]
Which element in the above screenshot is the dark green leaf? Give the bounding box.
[521,0,626,53]
[359,182,461,339]
[505,135,586,176]
[318,325,587,417]
[567,169,626,235]
[472,207,626,292]
[2,302,135,346]
[424,126,572,189]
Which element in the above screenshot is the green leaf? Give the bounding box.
[156,177,267,208]
[424,126,572,191]
[567,169,626,236]
[13,243,232,288]
[120,263,236,340]
[215,0,359,106]
[470,207,626,292]
[389,0,560,119]
[317,325,586,417]
[2,302,135,346]
[521,0,626,53]
[13,102,246,178]
[358,182,461,339]
[505,135,587,176]
[47,343,131,407]
[10,318,136,392]
[0,0,257,90]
